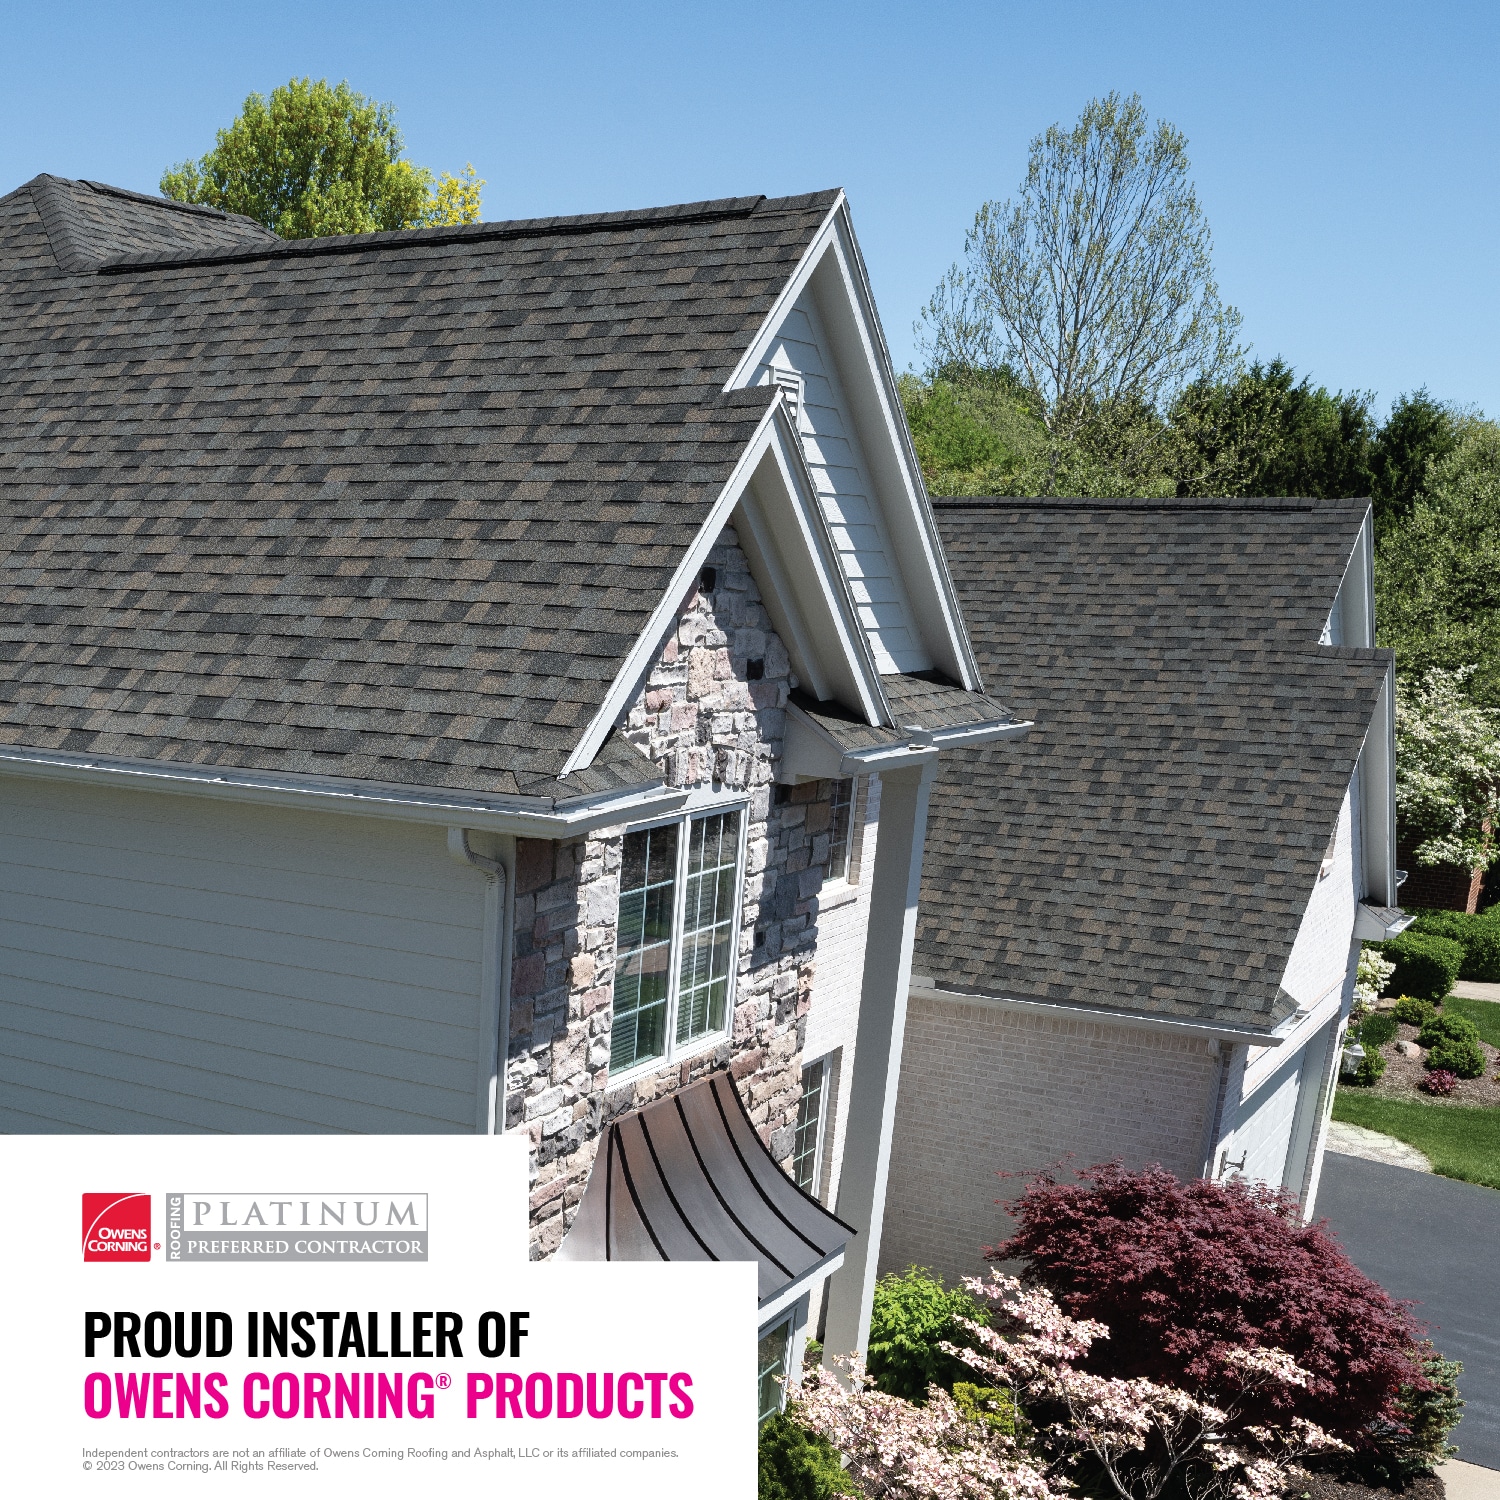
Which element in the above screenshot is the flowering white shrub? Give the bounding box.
[1353,947,1396,1015]
[798,1273,1345,1500]
[797,1356,1054,1500]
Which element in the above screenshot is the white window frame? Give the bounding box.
[607,796,750,1088]
[823,777,856,885]
[790,1056,830,1199]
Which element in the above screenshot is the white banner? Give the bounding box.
[2,1136,757,1496]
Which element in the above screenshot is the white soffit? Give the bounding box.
[725,197,981,692]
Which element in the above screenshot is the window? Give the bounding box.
[610,808,743,1077]
[825,778,854,882]
[757,1316,793,1424]
[791,1059,827,1195]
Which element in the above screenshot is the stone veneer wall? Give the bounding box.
[507,525,846,1256]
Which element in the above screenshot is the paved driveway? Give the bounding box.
[1317,1153,1500,1470]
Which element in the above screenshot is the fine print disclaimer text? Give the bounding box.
[77,1445,682,1475]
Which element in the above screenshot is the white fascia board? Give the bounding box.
[723,198,983,693]
[560,400,776,775]
[1358,661,1399,907]
[926,718,1033,748]
[908,978,1285,1047]
[782,702,1028,782]
[758,1247,845,1324]
[0,743,687,836]
[563,397,893,778]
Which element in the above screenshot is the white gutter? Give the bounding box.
[908,977,1287,1048]
[782,701,1031,781]
[0,743,687,836]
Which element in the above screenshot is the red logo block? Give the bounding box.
[83,1193,151,1263]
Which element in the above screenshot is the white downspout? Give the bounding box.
[448,827,509,1135]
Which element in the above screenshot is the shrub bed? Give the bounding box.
[1377,933,1463,1001]
[988,1162,1437,1459]
[1406,908,1500,981]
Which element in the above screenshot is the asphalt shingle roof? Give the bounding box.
[915,497,1391,1032]
[0,176,842,798]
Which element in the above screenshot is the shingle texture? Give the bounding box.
[916,497,1391,1032]
[0,176,841,797]
[791,673,1018,753]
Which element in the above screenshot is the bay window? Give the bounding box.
[610,807,744,1077]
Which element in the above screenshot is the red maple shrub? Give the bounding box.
[988,1162,1426,1447]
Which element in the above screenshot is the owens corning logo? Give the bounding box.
[83,1193,152,1262]
[166,1193,429,1262]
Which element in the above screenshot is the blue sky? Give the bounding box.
[4,1,1497,417]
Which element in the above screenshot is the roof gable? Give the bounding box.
[915,497,1390,1032]
[0,186,839,797]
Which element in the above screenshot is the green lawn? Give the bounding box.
[1332,1092,1500,1190]
[1446,993,1500,1046]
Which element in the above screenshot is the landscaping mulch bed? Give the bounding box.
[1362,1009,1500,1108]
[1284,1470,1444,1500]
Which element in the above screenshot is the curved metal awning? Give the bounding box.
[556,1071,854,1322]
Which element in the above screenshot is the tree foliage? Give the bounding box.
[988,1162,1429,1449]
[161,77,483,238]
[1369,388,1461,529]
[1393,667,1500,871]
[898,357,1378,501]
[1376,423,1500,706]
[918,93,1241,489]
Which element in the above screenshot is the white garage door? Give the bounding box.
[0,775,490,1134]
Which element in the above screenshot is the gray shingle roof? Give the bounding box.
[0,176,841,797]
[915,497,1391,1032]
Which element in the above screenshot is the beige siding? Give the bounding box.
[0,775,488,1134]
[883,994,1217,1283]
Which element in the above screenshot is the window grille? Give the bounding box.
[791,1059,826,1196]
[825,778,854,883]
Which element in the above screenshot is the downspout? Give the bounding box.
[448,828,509,1135]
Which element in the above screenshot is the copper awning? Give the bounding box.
[556,1071,853,1317]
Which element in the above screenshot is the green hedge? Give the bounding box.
[1405,909,1500,982]
[1377,933,1464,1001]
[1358,1012,1398,1048]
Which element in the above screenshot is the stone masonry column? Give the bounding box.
[822,758,938,1363]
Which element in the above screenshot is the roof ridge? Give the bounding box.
[77,178,278,235]
[93,190,844,276]
[931,495,1367,512]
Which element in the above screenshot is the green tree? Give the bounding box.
[917,92,1241,491]
[161,77,483,239]
[1369,388,1460,530]
[1393,667,1500,878]
[1165,360,1374,500]
[1377,421,1500,705]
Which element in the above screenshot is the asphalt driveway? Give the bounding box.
[1317,1152,1500,1471]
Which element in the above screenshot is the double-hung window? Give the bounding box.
[825,778,854,883]
[791,1058,828,1197]
[610,807,744,1078]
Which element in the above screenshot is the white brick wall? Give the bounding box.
[882,995,1217,1283]
[802,775,882,1205]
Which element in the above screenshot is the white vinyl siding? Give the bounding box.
[759,290,932,675]
[0,776,488,1134]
